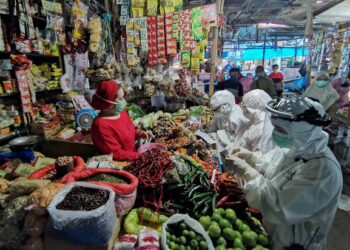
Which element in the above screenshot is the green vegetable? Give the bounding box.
[219,218,233,229]
[199,216,211,230]
[190,239,199,248]
[217,236,227,246]
[215,246,227,250]
[179,236,187,245]
[258,234,269,246]
[223,228,236,241]
[233,238,244,249]
[212,213,222,222]
[138,207,168,223]
[124,209,145,234]
[242,231,258,248]
[199,240,208,249]
[189,231,197,239]
[208,224,221,238]
[224,209,237,222]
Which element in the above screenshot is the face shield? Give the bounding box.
[266,95,331,155]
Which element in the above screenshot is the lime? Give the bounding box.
[169,241,177,249]
[182,229,189,237]
[252,245,264,250]
[189,231,197,239]
[166,232,171,239]
[224,209,237,223]
[185,246,191,250]
[219,218,233,229]
[217,208,226,216]
[212,212,222,222]
[171,235,177,242]
[233,238,244,249]
[240,224,250,232]
[179,222,187,231]
[190,239,199,248]
[211,221,220,228]
[199,216,212,230]
[242,231,258,248]
[258,234,269,246]
[179,236,187,245]
[196,234,203,242]
[215,246,227,250]
[222,227,235,241]
[199,240,208,250]
[178,245,186,250]
[208,224,221,239]
[232,230,242,239]
[217,236,227,246]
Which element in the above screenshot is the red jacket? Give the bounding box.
[268,72,284,82]
[91,111,139,161]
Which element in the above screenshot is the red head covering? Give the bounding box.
[92,81,119,110]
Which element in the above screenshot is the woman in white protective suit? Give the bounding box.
[227,89,275,154]
[206,90,249,152]
[223,95,343,250]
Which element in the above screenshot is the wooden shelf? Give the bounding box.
[36,88,61,93]
[0,51,59,59]
[0,92,19,97]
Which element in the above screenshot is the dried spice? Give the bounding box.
[83,173,129,184]
[56,187,109,211]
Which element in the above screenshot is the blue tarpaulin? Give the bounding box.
[241,47,308,60]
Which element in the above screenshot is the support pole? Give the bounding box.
[209,0,223,97]
[262,33,267,67]
[305,0,313,87]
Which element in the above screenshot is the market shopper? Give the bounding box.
[219,68,244,101]
[303,71,339,111]
[227,89,275,154]
[91,81,149,161]
[205,90,248,152]
[268,64,284,97]
[251,66,277,98]
[223,96,342,250]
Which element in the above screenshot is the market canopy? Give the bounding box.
[241,47,308,60]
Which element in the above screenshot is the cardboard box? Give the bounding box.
[44,217,121,250]
[30,116,61,139]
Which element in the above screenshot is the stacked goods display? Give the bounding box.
[199,208,270,250]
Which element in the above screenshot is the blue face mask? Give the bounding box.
[113,99,126,115]
[314,80,328,88]
[272,129,291,148]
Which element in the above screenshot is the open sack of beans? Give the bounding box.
[47,182,116,246]
[60,168,138,215]
[28,156,85,181]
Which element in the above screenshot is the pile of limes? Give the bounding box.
[165,221,209,250]
[199,208,270,250]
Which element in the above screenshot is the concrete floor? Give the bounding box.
[326,173,350,250]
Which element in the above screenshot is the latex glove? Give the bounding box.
[226,146,257,167]
[225,155,260,181]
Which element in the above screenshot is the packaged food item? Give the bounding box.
[138,228,160,250]
[147,0,158,16]
[7,178,51,196]
[114,234,138,250]
[27,183,65,212]
[181,50,190,68]
[0,177,10,193]
[191,7,204,41]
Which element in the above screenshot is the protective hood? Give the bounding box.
[243,89,271,124]
[210,90,236,111]
[270,98,329,157]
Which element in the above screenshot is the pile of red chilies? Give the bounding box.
[126,149,175,209]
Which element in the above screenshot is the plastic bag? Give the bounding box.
[0,177,10,193]
[47,182,117,246]
[21,237,44,250]
[7,178,51,196]
[60,169,138,215]
[113,234,138,250]
[1,196,28,224]
[27,183,65,215]
[139,228,160,249]
[161,214,214,250]
[23,212,47,237]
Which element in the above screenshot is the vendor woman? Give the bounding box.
[91,81,144,161]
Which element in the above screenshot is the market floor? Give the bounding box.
[326,175,350,250]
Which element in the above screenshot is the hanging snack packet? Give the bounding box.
[191,57,200,74]
[191,7,204,41]
[174,0,183,11]
[147,0,158,16]
[181,50,190,68]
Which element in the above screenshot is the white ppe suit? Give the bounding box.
[228,89,275,154]
[207,90,249,152]
[225,97,343,250]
